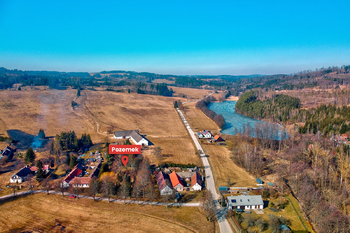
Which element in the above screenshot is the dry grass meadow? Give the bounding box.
[171,87,212,99]
[0,194,214,233]
[0,89,201,165]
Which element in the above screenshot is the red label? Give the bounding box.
[109,145,141,154]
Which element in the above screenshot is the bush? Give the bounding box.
[262,190,270,198]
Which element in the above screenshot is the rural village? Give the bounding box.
[0,87,309,233]
[2,67,350,233]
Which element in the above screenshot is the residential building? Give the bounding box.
[213,135,225,142]
[156,171,173,195]
[10,165,32,183]
[113,130,149,146]
[70,177,91,188]
[61,164,83,188]
[197,130,212,139]
[169,171,185,191]
[226,195,264,210]
[190,172,202,191]
[66,162,101,188]
[1,146,13,159]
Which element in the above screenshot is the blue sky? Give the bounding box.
[0,0,349,75]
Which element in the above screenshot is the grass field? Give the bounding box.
[0,194,214,233]
[183,102,219,133]
[0,89,199,165]
[240,194,313,232]
[202,144,256,188]
[171,87,212,99]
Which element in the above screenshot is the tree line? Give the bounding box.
[195,96,226,128]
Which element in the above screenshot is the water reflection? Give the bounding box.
[208,101,287,140]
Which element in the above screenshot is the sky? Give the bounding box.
[0,0,349,75]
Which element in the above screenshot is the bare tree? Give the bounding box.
[201,190,216,222]
[26,174,34,194]
[89,177,100,201]
[11,185,17,196]
[41,178,51,194]
[145,183,157,202]
[54,180,66,196]
[101,176,115,203]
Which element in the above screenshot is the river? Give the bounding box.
[208,101,286,139]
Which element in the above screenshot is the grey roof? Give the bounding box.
[14,166,32,178]
[114,130,138,138]
[227,195,263,207]
[113,130,145,143]
[130,130,143,143]
[177,171,195,179]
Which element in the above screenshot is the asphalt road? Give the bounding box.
[177,108,233,233]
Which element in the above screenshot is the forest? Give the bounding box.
[235,91,301,122]
[227,124,350,233]
[236,90,350,136]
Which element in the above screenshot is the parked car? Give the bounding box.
[69,195,76,198]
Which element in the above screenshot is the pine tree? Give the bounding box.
[24,147,36,164]
[38,129,45,139]
[36,159,46,182]
[174,101,178,108]
[106,150,114,166]
[69,155,78,169]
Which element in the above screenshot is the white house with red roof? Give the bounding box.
[61,164,83,188]
[197,130,212,139]
[169,171,185,192]
[191,172,202,191]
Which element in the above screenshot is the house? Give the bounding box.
[191,172,202,191]
[197,130,212,139]
[1,146,13,159]
[67,162,101,188]
[43,165,50,173]
[61,164,83,188]
[177,171,195,182]
[113,130,149,146]
[10,165,32,183]
[169,171,185,192]
[335,135,347,144]
[212,135,225,142]
[226,195,264,210]
[70,177,91,188]
[156,171,173,195]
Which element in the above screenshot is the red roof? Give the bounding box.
[63,164,83,183]
[191,172,201,187]
[70,177,91,185]
[156,171,172,190]
[30,166,38,172]
[169,171,184,188]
